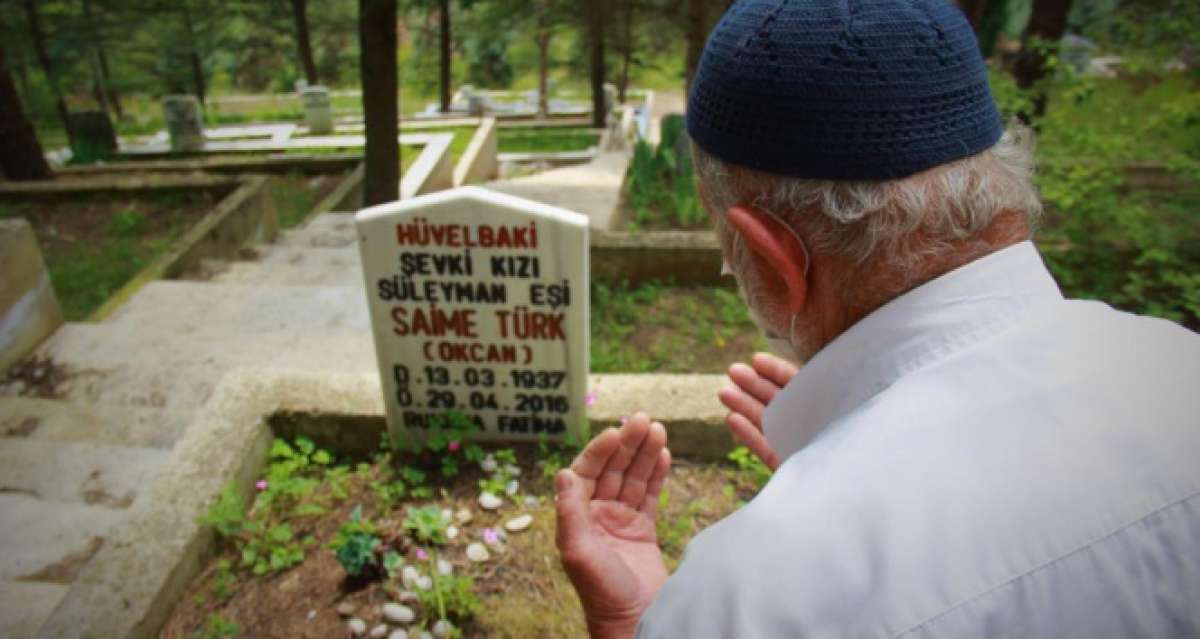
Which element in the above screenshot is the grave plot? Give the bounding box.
[0,189,230,320]
[159,430,765,639]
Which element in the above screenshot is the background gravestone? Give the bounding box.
[301,85,333,134]
[356,186,590,446]
[67,111,118,162]
[161,95,205,152]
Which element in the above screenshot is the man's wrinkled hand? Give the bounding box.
[554,413,672,639]
[718,352,798,471]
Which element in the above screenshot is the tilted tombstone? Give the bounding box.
[356,186,590,447]
[301,85,334,135]
[162,95,205,152]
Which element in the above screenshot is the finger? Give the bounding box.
[728,362,781,406]
[554,469,592,555]
[570,427,622,480]
[717,385,765,431]
[640,448,672,516]
[727,412,780,470]
[617,420,667,508]
[594,414,651,501]
[751,352,799,389]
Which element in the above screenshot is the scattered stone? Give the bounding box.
[505,514,534,533]
[348,618,367,636]
[370,624,389,638]
[388,631,408,639]
[432,619,455,638]
[523,495,540,507]
[401,566,421,589]
[418,632,434,639]
[478,491,503,510]
[505,479,520,497]
[416,575,433,591]
[437,558,454,576]
[307,609,317,621]
[446,525,459,540]
[454,507,473,524]
[466,542,490,562]
[383,603,415,625]
[480,455,498,472]
[398,590,419,603]
[505,464,522,477]
[440,508,453,522]
[337,602,356,617]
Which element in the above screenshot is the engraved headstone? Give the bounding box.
[356,187,590,446]
[162,95,205,152]
[301,85,333,135]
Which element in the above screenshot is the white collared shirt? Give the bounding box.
[637,242,1200,638]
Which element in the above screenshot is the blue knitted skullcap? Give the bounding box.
[687,0,1004,180]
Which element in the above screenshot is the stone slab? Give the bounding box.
[0,494,126,581]
[487,146,630,230]
[0,439,167,507]
[212,246,364,287]
[0,220,63,372]
[0,581,68,639]
[0,397,190,449]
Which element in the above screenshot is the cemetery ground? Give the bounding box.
[159,433,767,639]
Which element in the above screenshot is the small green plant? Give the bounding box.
[728,446,772,493]
[330,505,382,577]
[211,559,236,602]
[403,505,451,545]
[239,522,308,575]
[415,572,480,630]
[194,613,238,639]
[109,210,146,238]
[201,483,247,538]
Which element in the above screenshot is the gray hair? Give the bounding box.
[692,124,1043,273]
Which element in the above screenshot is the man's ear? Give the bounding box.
[726,205,809,314]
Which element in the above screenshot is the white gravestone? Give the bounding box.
[356,186,590,446]
[301,85,334,135]
[162,95,205,152]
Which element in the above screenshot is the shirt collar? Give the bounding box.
[763,241,1064,461]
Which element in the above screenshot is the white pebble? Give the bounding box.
[337,602,356,617]
[446,525,459,540]
[454,508,473,524]
[307,609,317,621]
[432,619,455,638]
[370,624,389,638]
[505,479,520,496]
[440,508,453,522]
[348,618,367,636]
[398,590,419,603]
[388,631,408,639]
[480,455,498,472]
[505,514,534,533]
[382,603,415,625]
[504,464,522,477]
[437,558,454,576]
[401,566,421,589]
[466,542,490,562]
[478,491,503,510]
[523,495,540,507]
[416,575,433,590]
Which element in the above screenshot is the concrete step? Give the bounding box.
[276,211,358,248]
[0,397,189,449]
[0,494,127,582]
[0,580,69,639]
[213,244,364,287]
[26,323,375,413]
[102,280,369,335]
[0,438,167,507]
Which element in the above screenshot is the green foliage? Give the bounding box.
[626,116,705,231]
[415,570,481,627]
[239,522,308,576]
[497,127,600,154]
[211,559,236,602]
[201,482,247,538]
[194,613,238,639]
[655,489,704,559]
[403,505,452,545]
[108,210,146,238]
[728,446,772,493]
[329,505,382,577]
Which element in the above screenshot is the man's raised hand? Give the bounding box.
[554,413,672,639]
[717,352,798,471]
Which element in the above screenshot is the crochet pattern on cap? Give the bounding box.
[686,0,1004,180]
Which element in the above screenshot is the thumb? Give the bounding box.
[554,469,591,553]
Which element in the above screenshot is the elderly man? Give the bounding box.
[554,0,1200,637]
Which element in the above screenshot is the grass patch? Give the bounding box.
[590,280,767,373]
[0,190,223,320]
[497,127,599,154]
[269,172,353,230]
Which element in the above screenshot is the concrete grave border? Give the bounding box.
[453,116,499,186]
[37,367,730,638]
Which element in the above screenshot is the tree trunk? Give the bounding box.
[81,0,122,120]
[23,0,74,149]
[360,0,399,205]
[181,2,207,106]
[1012,0,1073,119]
[587,0,606,129]
[0,45,54,180]
[617,0,633,103]
[290,0,319,85]
[96,44,123,120]
[438,0,452,113]
[536,30,550,118]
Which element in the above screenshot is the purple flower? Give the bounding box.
[448,440,461,452]
[585,391,598,407]
[255,479,268,491]
[416,548,429,561]
[483,528,499,545]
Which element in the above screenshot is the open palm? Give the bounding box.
[556,414,672,639]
